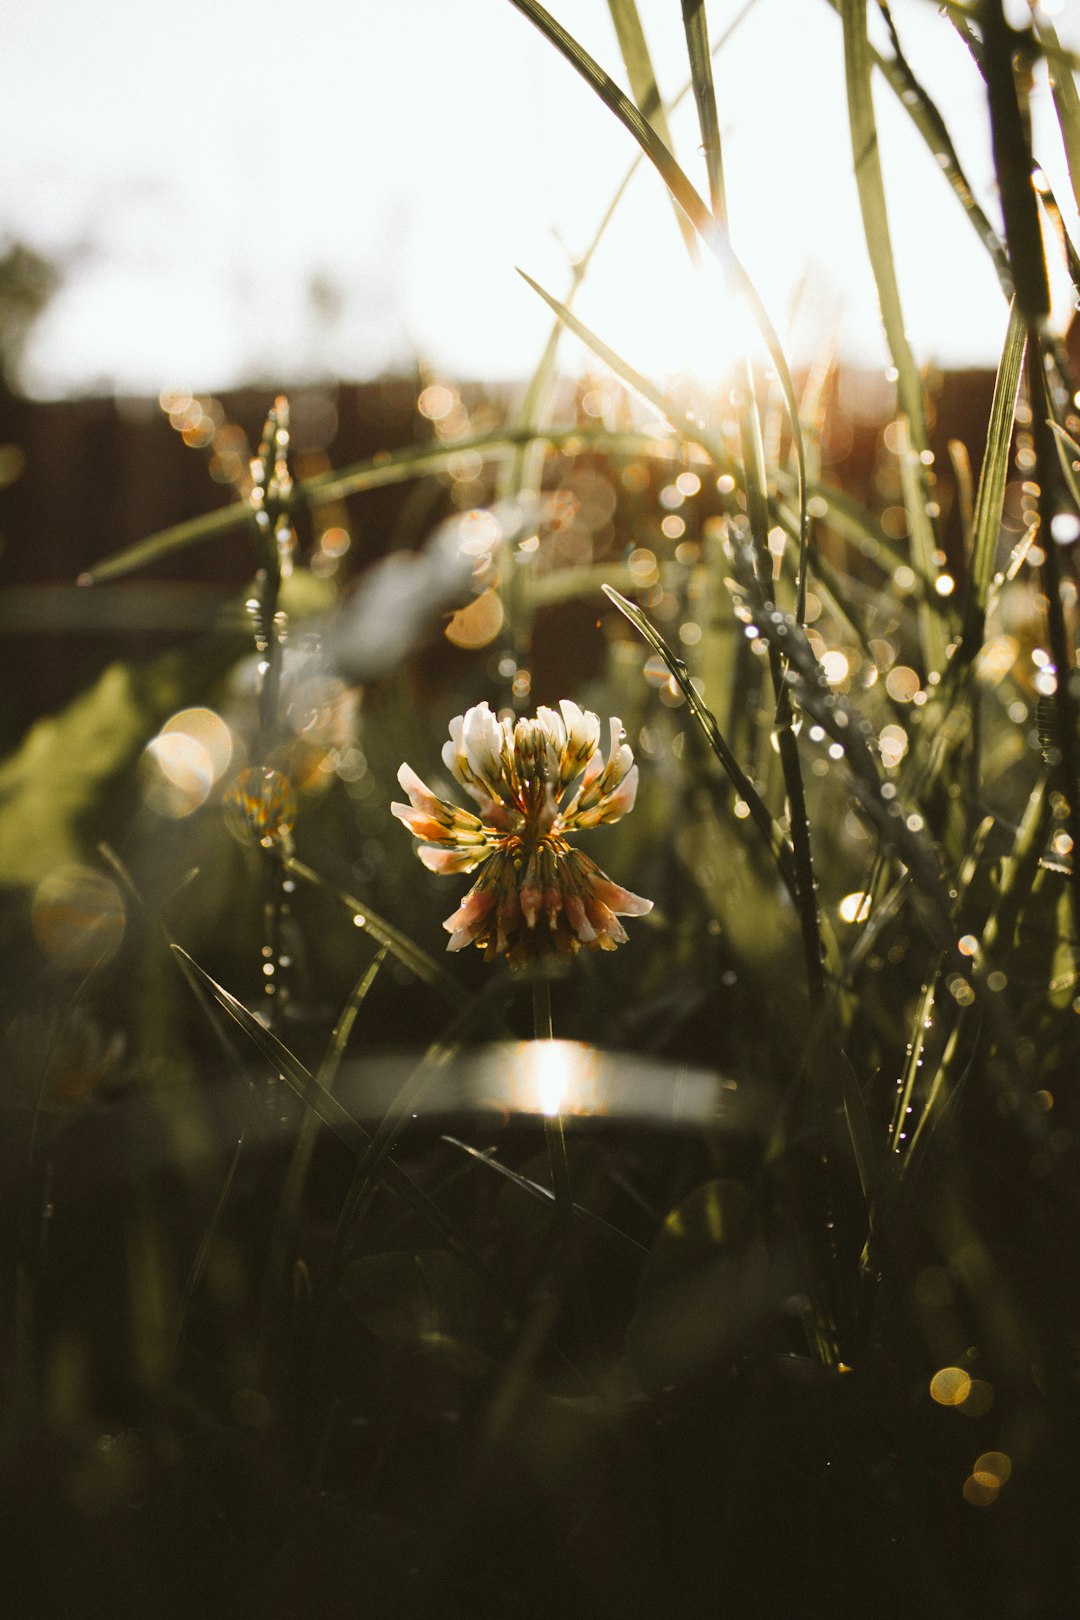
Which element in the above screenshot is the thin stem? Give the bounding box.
[533,976,573,1221]
[532,973,553,1039]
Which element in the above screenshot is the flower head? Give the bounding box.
[392,700,652,964]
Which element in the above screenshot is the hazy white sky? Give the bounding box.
[2,0,1077,397]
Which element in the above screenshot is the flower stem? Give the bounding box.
[532,973,553,1039]
[533,976,572,1221]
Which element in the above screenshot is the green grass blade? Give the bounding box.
[506,0,808,601]
[680,0,727,221]
[607,0,698,254]
[517,268,734,469]
[602,583,799,903]
[282,854,464,1007]
[839,1052,877,1206]
[269,944,390,1290]
[840,0,945,673]
[962,298,1026,646]
[1038,14,1080,217]
[170,945,503,1295]
[1049,420,1080,513]
[442,1136,646,1258]
[80,505,247,585]
[983,2,1050,325]
[81,428,664,583]
[826,0,1011,292]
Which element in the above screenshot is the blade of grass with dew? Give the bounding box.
[336,973,521,1230]
[607,0,698,255]
[269,943,389,1296]
[517,271,898,604]
[681,0,726,221]
[281,853,465,1008]
[516,265,835,700]
[840,0,945,675]
[682,0,829,1009]
[830,0,1012,293]
[984,4,1051,328]
[725,546,1031,1120]
[961,298,1026,646]
[887,814,993,1152]
[895,413,953,652]
[603,582,798,902]
[665,0,846,1251]
[506,0,809,600]
[903,787,1050,1178]
[517,268,735,472]
[441,1137,646,1259]
[1049,420,1080,514]
[169,945,504,1298]
[498,0,757,529]
[1033,368,1080,958]
[97,843,263,1366]
[1037,13,1080,218]
[947,438,976,558]
[81,428,669,584]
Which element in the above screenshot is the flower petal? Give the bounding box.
[419,844,488,875]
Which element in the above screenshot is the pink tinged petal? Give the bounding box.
[519,855,542,928]
[391,805,451,842]
[495,886,519,956]
[591,876,653,916]
[584,896,629,945]
[443,887,495,938]
[418,845,488,875]
[562,891,597,944]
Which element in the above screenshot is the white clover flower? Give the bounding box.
[392,700,652,965]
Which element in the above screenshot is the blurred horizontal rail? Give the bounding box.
[0,582,235,633]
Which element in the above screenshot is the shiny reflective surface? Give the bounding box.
[336,1041,758,1131]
